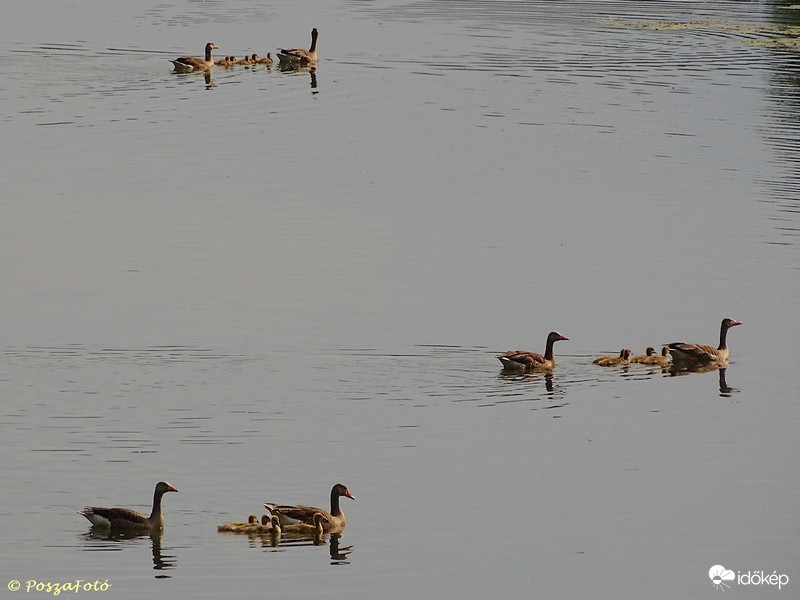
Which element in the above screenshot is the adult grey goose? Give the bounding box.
[171,43,218,72]
[79,481,178,532]
[668,318,742,366]
[264,483,354,531]
[278,28,318,65]
[497,331,569,372]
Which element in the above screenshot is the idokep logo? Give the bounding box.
[709,564,790,592]
[709,565,735,591]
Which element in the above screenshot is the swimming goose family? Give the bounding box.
[78,323,741,539]
[496,318,740,373]
[172,28,316,72]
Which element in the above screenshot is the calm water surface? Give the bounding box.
[1,1,799,598]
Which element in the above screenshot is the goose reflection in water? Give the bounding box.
[82,529,176,575]
[499,370,556,394]
[223,522,352,559]
[717,368,737,397]
[230,517,281,548]
[260,529,353,561]
[150,531,177,574]
[171,70,215,89]
[668,364,738,397]
[278,63,317,91]
[329,533,353,565]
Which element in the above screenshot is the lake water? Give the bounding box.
[1,1,798,598]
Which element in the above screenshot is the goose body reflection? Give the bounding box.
[718,368,738,397]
